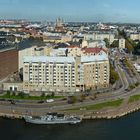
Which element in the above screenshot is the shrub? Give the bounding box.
[67,96,77,104]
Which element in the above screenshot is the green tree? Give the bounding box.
[12,92,16,96]
[68,96,77,104]
[6,91,11,98]
[104,38,110,48]
[110,64,119,85]
[18,92,25,98]
[79,94,86,102]
[125,39,134,53]
[133,42,140,55]
[79,39,83,45]
[51,92,55,97]
[110,40,119,48]
[41,92,45,97]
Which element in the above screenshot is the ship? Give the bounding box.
[23,113,82,124]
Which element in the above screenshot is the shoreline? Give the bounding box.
[65,101,140,120]
[1,101,140,121]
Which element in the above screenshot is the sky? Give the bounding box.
[0,0,140,23]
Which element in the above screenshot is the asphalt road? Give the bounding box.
[0,49,140,115]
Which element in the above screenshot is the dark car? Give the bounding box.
[38,100,44,104]
[10,100,16,105]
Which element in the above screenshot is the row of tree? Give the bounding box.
[103,30,138,54]
[110,64,119,85]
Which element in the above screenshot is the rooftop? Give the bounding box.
[81,47,107,54]
[67,45,80,48]
[81,54,108,63]
[23,53,108,64]
[23,56,75,63]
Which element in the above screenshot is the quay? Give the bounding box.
[1,100,140,121]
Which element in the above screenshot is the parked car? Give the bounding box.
[10,100,16,105]
[37,100,45,104]
[46,99,54,103]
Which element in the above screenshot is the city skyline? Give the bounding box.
[0,0,140,23]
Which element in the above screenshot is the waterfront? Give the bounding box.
[1,111,140,140]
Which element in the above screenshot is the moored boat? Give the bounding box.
[23,113,82,124]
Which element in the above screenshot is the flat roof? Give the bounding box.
[23,56,75,63]
[81,54,108,63]
[23,53,108,64]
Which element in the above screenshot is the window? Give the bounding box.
[9,87,12,91]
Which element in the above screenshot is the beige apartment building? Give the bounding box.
[23,54,109,92]
[19,46,42,70]
[119,38,125,49]
[18,46,52,70]
[84,33,115,44]
[130,33,140,41]
[23,56,76,92]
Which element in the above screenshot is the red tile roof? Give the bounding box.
[67,45,80,48]
[81,47,107,54]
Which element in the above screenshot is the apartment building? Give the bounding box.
[130,33,140,41]
[18,46,49,70]
[119,38,125,49]
[23,53,109,92]
[81,56,109,89]
[81,40,106,48]
[84,33,115,44]
[23,56,76,92]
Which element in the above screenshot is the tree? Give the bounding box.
[133,42,140,55]
[79,39,83,45]
[18,92,25,98]
[118,29,136,53]
[110,64,119,85]
[51,92,55,97]
[12,92,16,96]
[67,96,77,104]
[110,40,119,48]
[118,29,127,39]
[125,39,134,53]
[104,38,110,48]
[93,92,97,99]
[41,92,45,97]
[6,91,11,98]
[79,94,86,102]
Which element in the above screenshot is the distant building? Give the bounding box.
[81,39,106,48]
[55,17,66,33]
[84,33,115,44]
[130,33,140,41]
[119,38,125,49]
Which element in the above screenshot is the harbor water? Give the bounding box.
[1,111,140,140]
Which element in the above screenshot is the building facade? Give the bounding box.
[23,54,109,92]
[18,46,46,70]
[119,38,125,49]
[84,33,115,44]
[130,33,140,41]
[23,56,76,92]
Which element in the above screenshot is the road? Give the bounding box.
[0,48,140,115]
